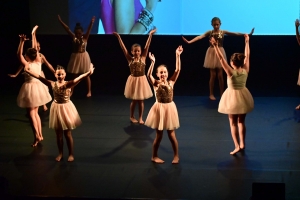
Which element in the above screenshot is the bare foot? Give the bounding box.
[130,117,138,123]
[239,144,245,150]
[296,105,300,110]
[172,156,179,164]
[139,119,144,125]
[86,92,92,97]
[209,95,216,100]
[43,105,48,111]
[56,154,63,162]
[151,157,165,164]
[68,155,74,162]
[230,147,241,155]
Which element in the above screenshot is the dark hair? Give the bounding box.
[131,43,141,51]
[74,23,83,32]
[211,17,221,24]
[25,48,37,61]
[230,53,246,67]
[55,65,65,71]
[156,64,168,73]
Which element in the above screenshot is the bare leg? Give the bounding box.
[64,130,74,162]
[237,114,246,150]
[138,100,144,124]
[27,107,41,147]
[34,109,43,141]
[217,68,224,96]
[55,129,64,161]
[209,69,217,100]
[152,129,164,163]
[86,76,92,97]
[130,100,138,123]
[167,130,179,164]
[228,114,240,155]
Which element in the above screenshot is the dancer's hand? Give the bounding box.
[113,32,120,38]
[149,52,155,62]
[209,37,217,46]
[149,28,157,35]
[19,34,29,42]
[176,45,183,56]
[182,36,191,44]
[31,25,38,35]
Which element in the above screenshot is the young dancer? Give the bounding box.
[145,45,183,164]
[210,34,254,155]
[17,26,52,147]
[182,17,254,100]
[113,29,156,124]
[58,15,95,97]
[25,63,95,162]
[9,41,55,111]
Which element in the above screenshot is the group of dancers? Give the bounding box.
[15,15,300,164]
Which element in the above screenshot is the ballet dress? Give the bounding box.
[17,62,52,108]
[124,58,153,100]
[145,82,180,130]
[67,37,91,74]
[100,0,143,34]
[204,30,227,69]
[218,69,254,114]
[49,82,81,130]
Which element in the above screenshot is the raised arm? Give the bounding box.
[295,19,300,45]
[210,37,233,77]
[243,34,250,73]
[66,64,95,88]
[141,29,156,59]
[84,16,95,41]
[182,31,210,44]
[40,54,55,74]
[223,28,254,36]
[113,32,132,62]
[58,15,75,38]
[147,52,156,86]
[169,45,183,83]
[17,35,29,66]
[31,26,41,63]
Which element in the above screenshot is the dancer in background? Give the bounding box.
[58,15,95,97]
[17,26,52,147]
[145,45,183,164]
[294,19,300,110]
[210,34,253,155]
[113,29,155,124]
[182,17,254,100]
[24,64,95,162]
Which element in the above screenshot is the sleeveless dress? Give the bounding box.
[49,82,81,130]
[145,82,180,130]
[67,37,91,74]
[100,0,143,34]
[17,62,52,108]
[218,69,254,114]
[204,30,227,69]
[124,58,153,100]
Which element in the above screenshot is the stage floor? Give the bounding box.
[0,94,300,200]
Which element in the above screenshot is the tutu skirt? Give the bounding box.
[124,75,153,100]
[145,101,180,130]
[49,100,81,130]
[218,87,254,114]
[17,79,52,108]
[204,47,227,69]
[67,52,91,74]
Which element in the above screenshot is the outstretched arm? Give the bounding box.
[210,37,233,77]
[169,45,183,83]
[113,32,132,62]
[243,34,250,73]
[84,16,95,41]
[147,52,156,86]
[182,31,210,44]
[295,19,300,45]
[66,64,95,88]
[223,28,255,36]
[141,29,156,59]
[8,65,24,78]
[17,34,29,66]
[58,15,75,38]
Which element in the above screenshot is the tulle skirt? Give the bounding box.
[17,79,52,108]
[67,52,91,74]
[218,87,254,114]
[49,101,81,130]
[124,75,153,100]
[145,101,180,130]
[203,47,227,69]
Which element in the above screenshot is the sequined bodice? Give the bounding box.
[209,30,224,47]
[129,59,145,77]
[227,69,247,90]
[156,83,173,103]
[72,37,86,53]
[52,82,71,104]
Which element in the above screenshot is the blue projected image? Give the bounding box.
[68,0,300,35]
